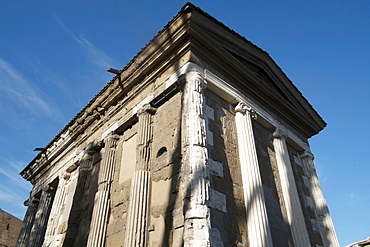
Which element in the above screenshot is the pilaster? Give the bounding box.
[181,71,212,246]
[124,104,155,247]
[16,196,40,247]
[87,133,120,247]
[234,102,273,247]
[272,129,311,246]
[300,151,339,247]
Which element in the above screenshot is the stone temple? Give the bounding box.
[17,3,339,247]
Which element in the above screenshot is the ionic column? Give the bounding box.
[272,129,311,246]
[28,185,57,247]
[234,102,273,247]
[16,196,40,247]
[87,133,120,247]
[124,104,156,247]
[301,151,339,247]
[181,71,211,246]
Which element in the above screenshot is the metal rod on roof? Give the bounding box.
[107,68,120,75]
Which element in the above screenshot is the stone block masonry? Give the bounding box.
[0,209,22,247]
[17,3,338,246]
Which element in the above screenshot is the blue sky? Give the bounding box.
[0,1,369,245]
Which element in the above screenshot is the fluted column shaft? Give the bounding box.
[272,129,311,246]
[16,196,39,247]
[181,71,211,247]
[234,102,273,247]
[125,104,155,247]
[43,172,70,247]
[301,151,339,247]
[87,134,119,247]
[28,186,56,247]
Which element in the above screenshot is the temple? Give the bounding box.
[17,3,339,246]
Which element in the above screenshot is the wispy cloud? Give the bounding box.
[28,58,70,94]
[53,14,118,70]
[0,185,28,219]
[0,58,64,121]
[0,158,32,219]
[0,158,31,190]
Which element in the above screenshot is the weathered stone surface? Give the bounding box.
[208,189,227,212]
[0,209,22,247]
[17,3,337,247]
[204,90,249,246]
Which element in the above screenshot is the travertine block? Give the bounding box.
[148,215,166,246]
[119,134,137,183]
[208,159,223,178]
[152,179,172,206]
[208,189,227,212]
[172,227,184,247]
[204,104,215,121]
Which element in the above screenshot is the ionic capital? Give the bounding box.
[24,197,35,207]
[272,127,288,140]
[103,132,120,148]
[23,195,39,206]
[182,71,207,91]
[300,150,314,160]
[137,103,156,116]
[235,102,257,120]
[81,142,97,161]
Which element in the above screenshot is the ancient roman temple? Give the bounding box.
[17,3,339,247]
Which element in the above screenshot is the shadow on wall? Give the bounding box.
[63,150,101,247]
[153,18,184,247]
[158,87,248,245]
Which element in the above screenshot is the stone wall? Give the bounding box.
[72,154,101,247]
[149,92,183,246]
[106,124,138,246]
[287,144,324,247]
[252,121,294,246]
[105,91,184,247]
[31,148,100,247]
[0,209,22,247]
[204,89,248,246]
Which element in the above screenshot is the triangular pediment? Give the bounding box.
[176,3,326,137]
